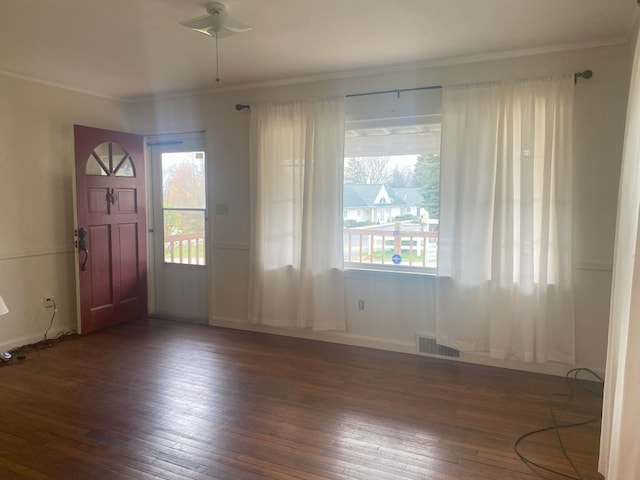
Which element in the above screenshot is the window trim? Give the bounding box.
[342,116,441,274]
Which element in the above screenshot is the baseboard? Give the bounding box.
[210,316,415,354]
[148,312,208,325]
[457,351,605,379]
[0,325,76,353]
[210,316,605,379]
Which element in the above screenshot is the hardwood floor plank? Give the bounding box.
[0,318,603,479]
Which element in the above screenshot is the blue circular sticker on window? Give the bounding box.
[392,254,402,265]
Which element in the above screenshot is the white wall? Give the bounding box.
[0,75,130,351]
[132,44,628,375]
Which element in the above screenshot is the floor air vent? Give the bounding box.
[417,335,460,358]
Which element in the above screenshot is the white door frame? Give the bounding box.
[145,131,208,322]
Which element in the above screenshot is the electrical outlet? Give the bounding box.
[358,299,365,310]
[43,296,55,308]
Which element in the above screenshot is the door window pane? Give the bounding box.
[114,158,135,177]
[162,152,206,209]
[161,151,206,265]
[86,156,109,176]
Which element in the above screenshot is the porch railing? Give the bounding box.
[343,222,438,268]
[164,233,206,265]
[165,225,437,268]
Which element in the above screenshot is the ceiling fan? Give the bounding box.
[181,2,253,39]
[181,1,253,82]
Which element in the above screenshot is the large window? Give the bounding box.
[343,90,442,272]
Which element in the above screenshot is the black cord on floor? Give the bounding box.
[514,368,604,479]
[1,300,76,365]
[9,330,76,357]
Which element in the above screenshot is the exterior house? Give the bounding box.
[391,187,426,218]
[343,184,423,224]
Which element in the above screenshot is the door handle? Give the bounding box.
[77,227,89,271]
[107,188,118,205]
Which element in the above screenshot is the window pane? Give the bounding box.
[93,142,111,169]
[108,143,127,172]
[162,151,206,208]
[114,157,135,177]
[86,142,111,176]
[163,210,205,265]
[86,156,109,176]
[343,117,441,271]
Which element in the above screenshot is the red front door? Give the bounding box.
[74,125,147,334]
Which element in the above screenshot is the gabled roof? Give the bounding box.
[344,184,423,208]
[343,184,368,208]
[344,184,385,208]
[390,187,424,206]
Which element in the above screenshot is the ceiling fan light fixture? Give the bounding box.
[180,2,252,39]
[205,1,227,16]
[181,1,253,83]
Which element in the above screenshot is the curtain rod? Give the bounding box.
[345,84,442,99]
[233,86,440,110]
[235,70,592,111]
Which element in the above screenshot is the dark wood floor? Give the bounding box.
[0,318,603,479]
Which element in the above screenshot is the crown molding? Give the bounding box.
[0,70,125,102]
[1,35,631,104]
[128,37,628,103]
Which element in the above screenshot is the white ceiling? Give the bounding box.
[0,0,637,101]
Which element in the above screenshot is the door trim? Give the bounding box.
[146,132,208,322]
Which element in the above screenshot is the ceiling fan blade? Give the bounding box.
[181,13,252,38]
[220,16,252,33]
[180,14,215,34]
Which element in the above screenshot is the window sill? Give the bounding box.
[344,264,436,282]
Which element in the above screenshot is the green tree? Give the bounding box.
[163,161,205,209]
[163,157,205,236]
[414,154,440,219]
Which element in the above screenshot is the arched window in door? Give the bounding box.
[86,142,135,177]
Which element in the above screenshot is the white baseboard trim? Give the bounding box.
[573,261,613,272]
[210,316,605,379]
[210,316,415,354]
[148,312,208,325]
[459,351,605,379]
[0,325,76,353]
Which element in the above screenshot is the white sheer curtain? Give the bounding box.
[599,31,640,479]
[248,97,346,331]
[436,75,575,363]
